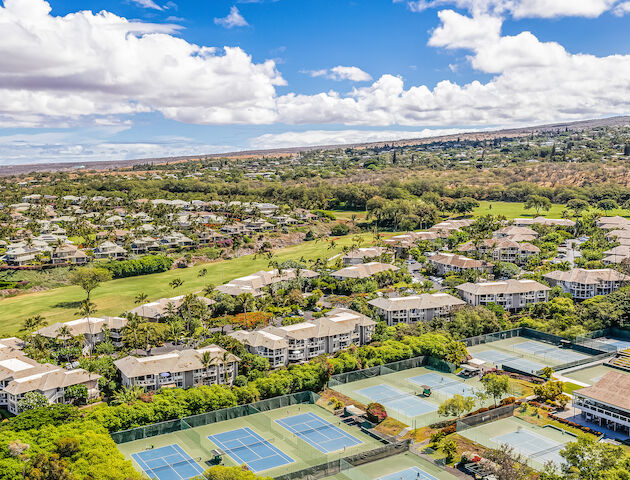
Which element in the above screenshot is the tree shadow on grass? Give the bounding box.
[52,300,83,309]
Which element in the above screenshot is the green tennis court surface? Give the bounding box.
[458,416,574,471]
[467,336,598,373]
[118,403,382,478]
[275,412,363,453]
[326,452,460,480]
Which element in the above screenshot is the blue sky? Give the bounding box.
[1,0,630,164]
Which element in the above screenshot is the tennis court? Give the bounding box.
[458,416,574,471]
[472,349,546,374]
[324,452,460,480]
[118,402,383,478]
[492,428,566,466]
[563,364,621,385]
[467,336,599,374]
[377,467,438,480]
[408,373,476,398]
[131,444,205,480]
[513,341,588,363]
[355,384,437,417]
[276,412,362,453]
[599,337,630,351]
[208,427,294,473]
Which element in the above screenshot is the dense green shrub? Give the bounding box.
[103,255,173,278]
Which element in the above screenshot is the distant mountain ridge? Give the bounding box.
[2,115,629,176]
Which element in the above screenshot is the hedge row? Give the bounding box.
[103,255,173,278]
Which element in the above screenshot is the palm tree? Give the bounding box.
[203,284,216,297]
[21,315,47,343]
[198,350,216,385]
[169,278,183,290]
[123,313,142,350]
[57,325,72,361]
[135,292,148,318]
[112,385,145,405]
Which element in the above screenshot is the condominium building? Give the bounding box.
[596,216,630,230]
[543,268,630,299]
[93,241,127,259]
[0,342,100,414]
[114,345,240,391]
[127,295,216,321]
[383,232,439,254]
[229,308,376,366]
[331,262,399,280]
[341,247,391,265]
[35,316,128,348]
[51,245,88,265]
[229,330,289,369]
[215,268,318,297]
[368,293,466,326]
[459,238,539,265]
[427,253,493,276]
[456,279,550,311]
[493,226,538,242]
[573,370,630,436]
[513,217,575,228]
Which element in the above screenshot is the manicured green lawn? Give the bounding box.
[473,200,630,219]
[0,233,378,337]
[326,210,368,222]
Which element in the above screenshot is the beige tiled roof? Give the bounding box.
[342,247,389,259]
[457,279,550,295]
[260,308,374,341]
[575,370,630,412]
[230,330,289,349]
[596,216,630,228]
[459,238,539,253]
[331,262,399,279]
[543,268,630,285]
[215,268,318,296]
[495,226,538,237]
[514,217,575,227]
[128,295,215,318]
[35,316,127,338]
[3,368,100,396]
[428,253,492,269]
[114,346,240,378]
[368,293,466,311]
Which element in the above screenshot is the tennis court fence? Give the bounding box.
[462,327,617,373]
[455,403,517,432]
[273,439,410,480]
[328,355,457,389]
[111,391,319,444]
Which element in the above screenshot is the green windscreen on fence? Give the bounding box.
[110,390,319,444]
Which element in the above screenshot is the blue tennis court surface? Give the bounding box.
[208,427,294,473]
[492,429,566,466]
[601,338,630,351]
[276,412,362,453]
[131,444,205,480]
[513,341,588,363]
[473,349,546,374]
[408,373,476,398]
[355,384,437,417]
[377,466,438,480]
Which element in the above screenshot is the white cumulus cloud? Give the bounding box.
[304,66,372,82]
[214,6,248,28]
[131,0,163,11]
[399,0,622,18]
[0,0,282,127]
